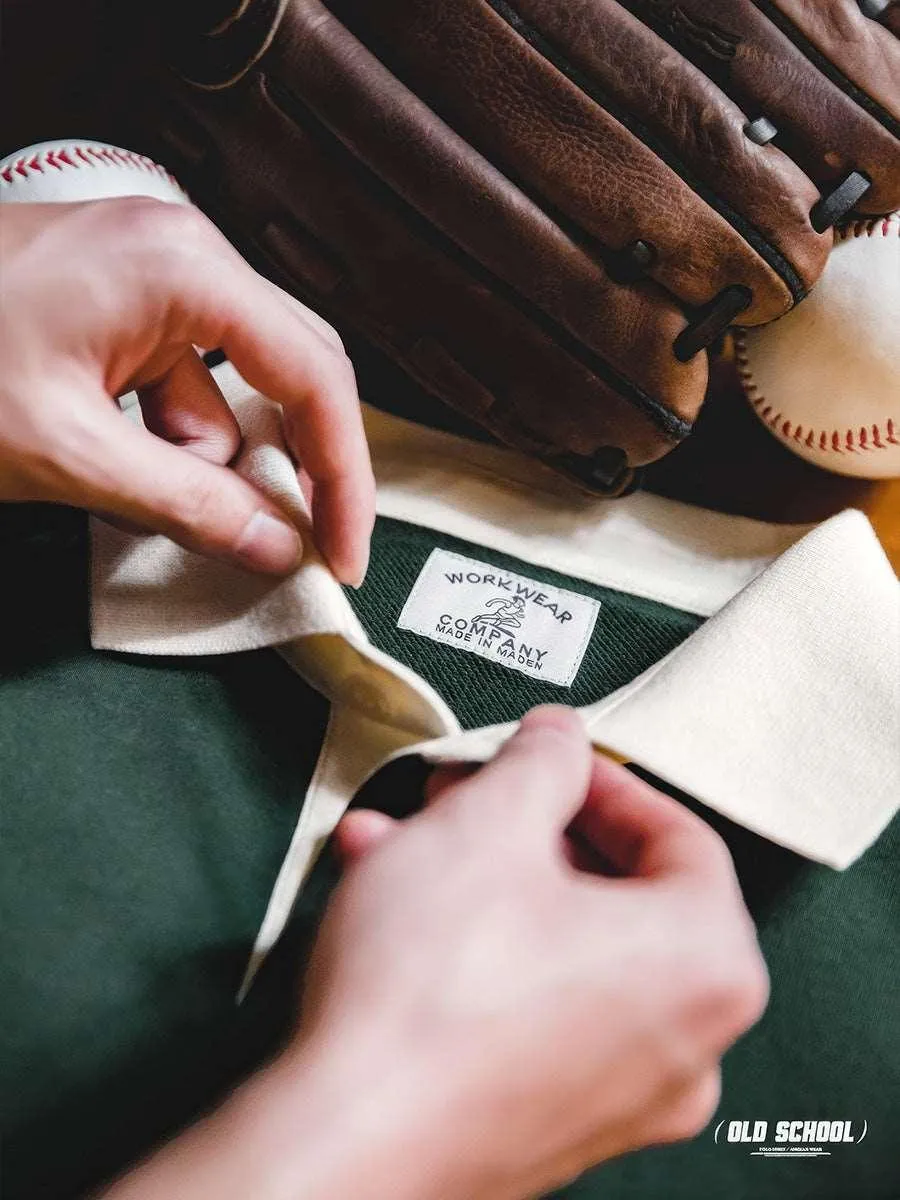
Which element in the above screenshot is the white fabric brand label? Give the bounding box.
[397,549,601,687]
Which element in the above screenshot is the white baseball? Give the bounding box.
[736,213,900,479]
[0,139,188,206]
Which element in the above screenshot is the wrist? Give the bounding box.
[103,1028,478,1200]
[260,1034,473,1200]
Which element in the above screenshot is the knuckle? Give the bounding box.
[316,339,357,389]
[316,317,347,356]
[279,324,356,414]
[286,294,347,356]
[206,424,243,465]
[109,195,189,239]
[658,1072,722,1144]
[111,199,212,270]
[696,938,770,1044]
[183,427,242,468]
[663,911,769,1061]
[726,949,771,1031]
[677,817,743,897]
[703,829,737,875]
[166,470,232,540]
[683,812,734,871]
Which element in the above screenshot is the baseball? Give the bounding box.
[736,212,900,479]
[0,139,188,206]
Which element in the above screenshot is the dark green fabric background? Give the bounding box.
[2,505,897,1199]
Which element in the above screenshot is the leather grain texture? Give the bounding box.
[768,0,900,127]
[619,0,900,213]
[141,0,900,491]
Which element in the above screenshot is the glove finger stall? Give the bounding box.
[619,0,900,215]
[767,0,900,130]
[150,72,704,489]
[509,0,831,315]
[328,0,803,324]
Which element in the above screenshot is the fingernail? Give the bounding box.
[520,706,581,735]
[333,540,369,588]
[350,545,370,589]
[236,511,303,573]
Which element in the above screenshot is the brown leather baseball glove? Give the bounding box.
[141,0,900,494]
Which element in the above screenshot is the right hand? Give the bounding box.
[295,706,769,1200]
[102,706,768,1200]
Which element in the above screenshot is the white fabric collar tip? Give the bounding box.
[89,370,900,988]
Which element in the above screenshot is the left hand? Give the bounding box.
[0,199,374,582]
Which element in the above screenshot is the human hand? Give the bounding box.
[288,706,769,1200]
[0,200,373,581]
[102,706,767,1200]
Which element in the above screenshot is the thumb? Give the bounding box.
[446,705,593,842]
[68,403,303,573]
[334,809,399,865]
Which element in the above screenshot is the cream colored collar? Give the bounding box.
[94,366,900,994]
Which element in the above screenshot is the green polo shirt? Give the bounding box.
[2,502,897,1200]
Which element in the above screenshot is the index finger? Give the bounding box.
[222,283,374,587]
[158,212,375,586]
[570,754,739,892]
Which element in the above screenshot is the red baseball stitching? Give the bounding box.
[833,214,900,242]
[735,213,899,456]
[0,143,179,188]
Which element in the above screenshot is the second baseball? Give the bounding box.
[736,213,899,479]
